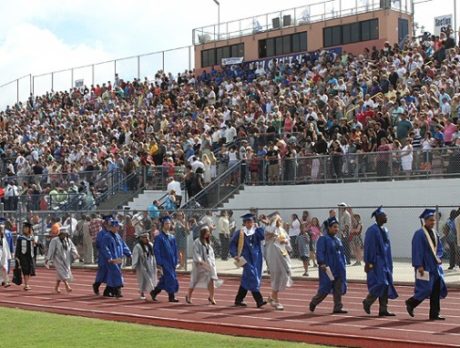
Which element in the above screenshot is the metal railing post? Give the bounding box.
[162,51,165,72]
[188,46,192,71]
[137,56,141,80]
[51,72,54,91]
[29,74,32,97]
[92,64,95,86]
[114,60,117,80]
[71,68,74,89]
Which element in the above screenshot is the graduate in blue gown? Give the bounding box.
[229,213,266,308]
[100,219,132,297]
[362,206,398,316]
[150,216,180,302]
[406,209,448,320]
[309,217,347,314]
[92,215,111,296]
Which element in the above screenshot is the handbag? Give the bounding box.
[12,261,22,286]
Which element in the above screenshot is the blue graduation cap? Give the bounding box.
[160,215,172,224]
[241,213,255,222]
[371,206,385,218]
[419,209,436,220]
[327,217,339,227]
[109,219,120,227]
[102,215,114,222]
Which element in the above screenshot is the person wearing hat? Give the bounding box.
[186,225,221,305]
[92,215,113,296]
[309,216,348,314]
[132,231,157,300]
[229,213,267,308]
[405,209,448,320]
[14,222,37,291]
[362,207,398,316]
[151,216,180,302]
[45,227,80,294]
[99,219,132,298]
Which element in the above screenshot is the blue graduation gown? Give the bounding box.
[154,231,179,294]
[229,227,265,292]
[363,224,398,299]
[95,228,108,283]
[100,232,132,288]
[316,234,347,295]
[411,228,448,301]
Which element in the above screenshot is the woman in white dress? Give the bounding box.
[202,154,212,185]
[400,138,413,175]
[132,232,157,300]
[186,226,221,305]
[0,225,12,287]
[265,215,292,310]
[45,229,80,293]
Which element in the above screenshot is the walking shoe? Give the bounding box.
[333,309,348,314]
[429,316,446,321]
[257,301,267,308]
[405,300,414,317]
[234,302,247,307]
[379,311,396,317]
[362,300,371,314]
[274,303,284,310]
[92,283,100,295]
[309,302,316,313]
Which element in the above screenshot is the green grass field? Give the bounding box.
[0,307,327,348]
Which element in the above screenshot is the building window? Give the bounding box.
[323,19,379,47]
[258,32,308,58]
[201,43,244,67]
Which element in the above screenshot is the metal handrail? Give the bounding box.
[182,160,242,210]
[193,0,412,44]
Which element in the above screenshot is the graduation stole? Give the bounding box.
[237,229,245,257]
[422,226,441,264]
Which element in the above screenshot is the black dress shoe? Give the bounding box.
[309,303,316,313]
[363,300,371,314]
[234,302,247,307]
[405,300,414,317]
[379,311,396,317]
[169,298,179,303]
[92,283,100,295]
[429,316,446,321]
[257,301,267,308]
[333,309,348,314]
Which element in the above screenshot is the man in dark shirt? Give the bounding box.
[265,142,279,184]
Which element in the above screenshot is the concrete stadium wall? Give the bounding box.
[223,179,460,258]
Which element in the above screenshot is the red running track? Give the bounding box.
[0,268,459,348]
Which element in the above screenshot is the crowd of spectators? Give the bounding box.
[2,28,460,211]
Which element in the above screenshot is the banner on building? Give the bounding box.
[221,57,244,66]
[434,15,452,36]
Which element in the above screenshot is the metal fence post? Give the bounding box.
[91,64,95,86]
[137,56,141,80]
[188,46,192,71]
[114,60,117,79]
[162,51,165,72]
[51,72,54,92]
[71,68,74,89]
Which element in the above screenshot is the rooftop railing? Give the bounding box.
[193,0,412,45]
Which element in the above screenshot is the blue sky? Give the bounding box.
[0,0,457,107]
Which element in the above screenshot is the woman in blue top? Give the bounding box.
[309,217,347,314]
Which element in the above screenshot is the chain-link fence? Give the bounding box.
[2,204,459,286]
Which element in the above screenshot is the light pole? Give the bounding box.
[213,0,220,40]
